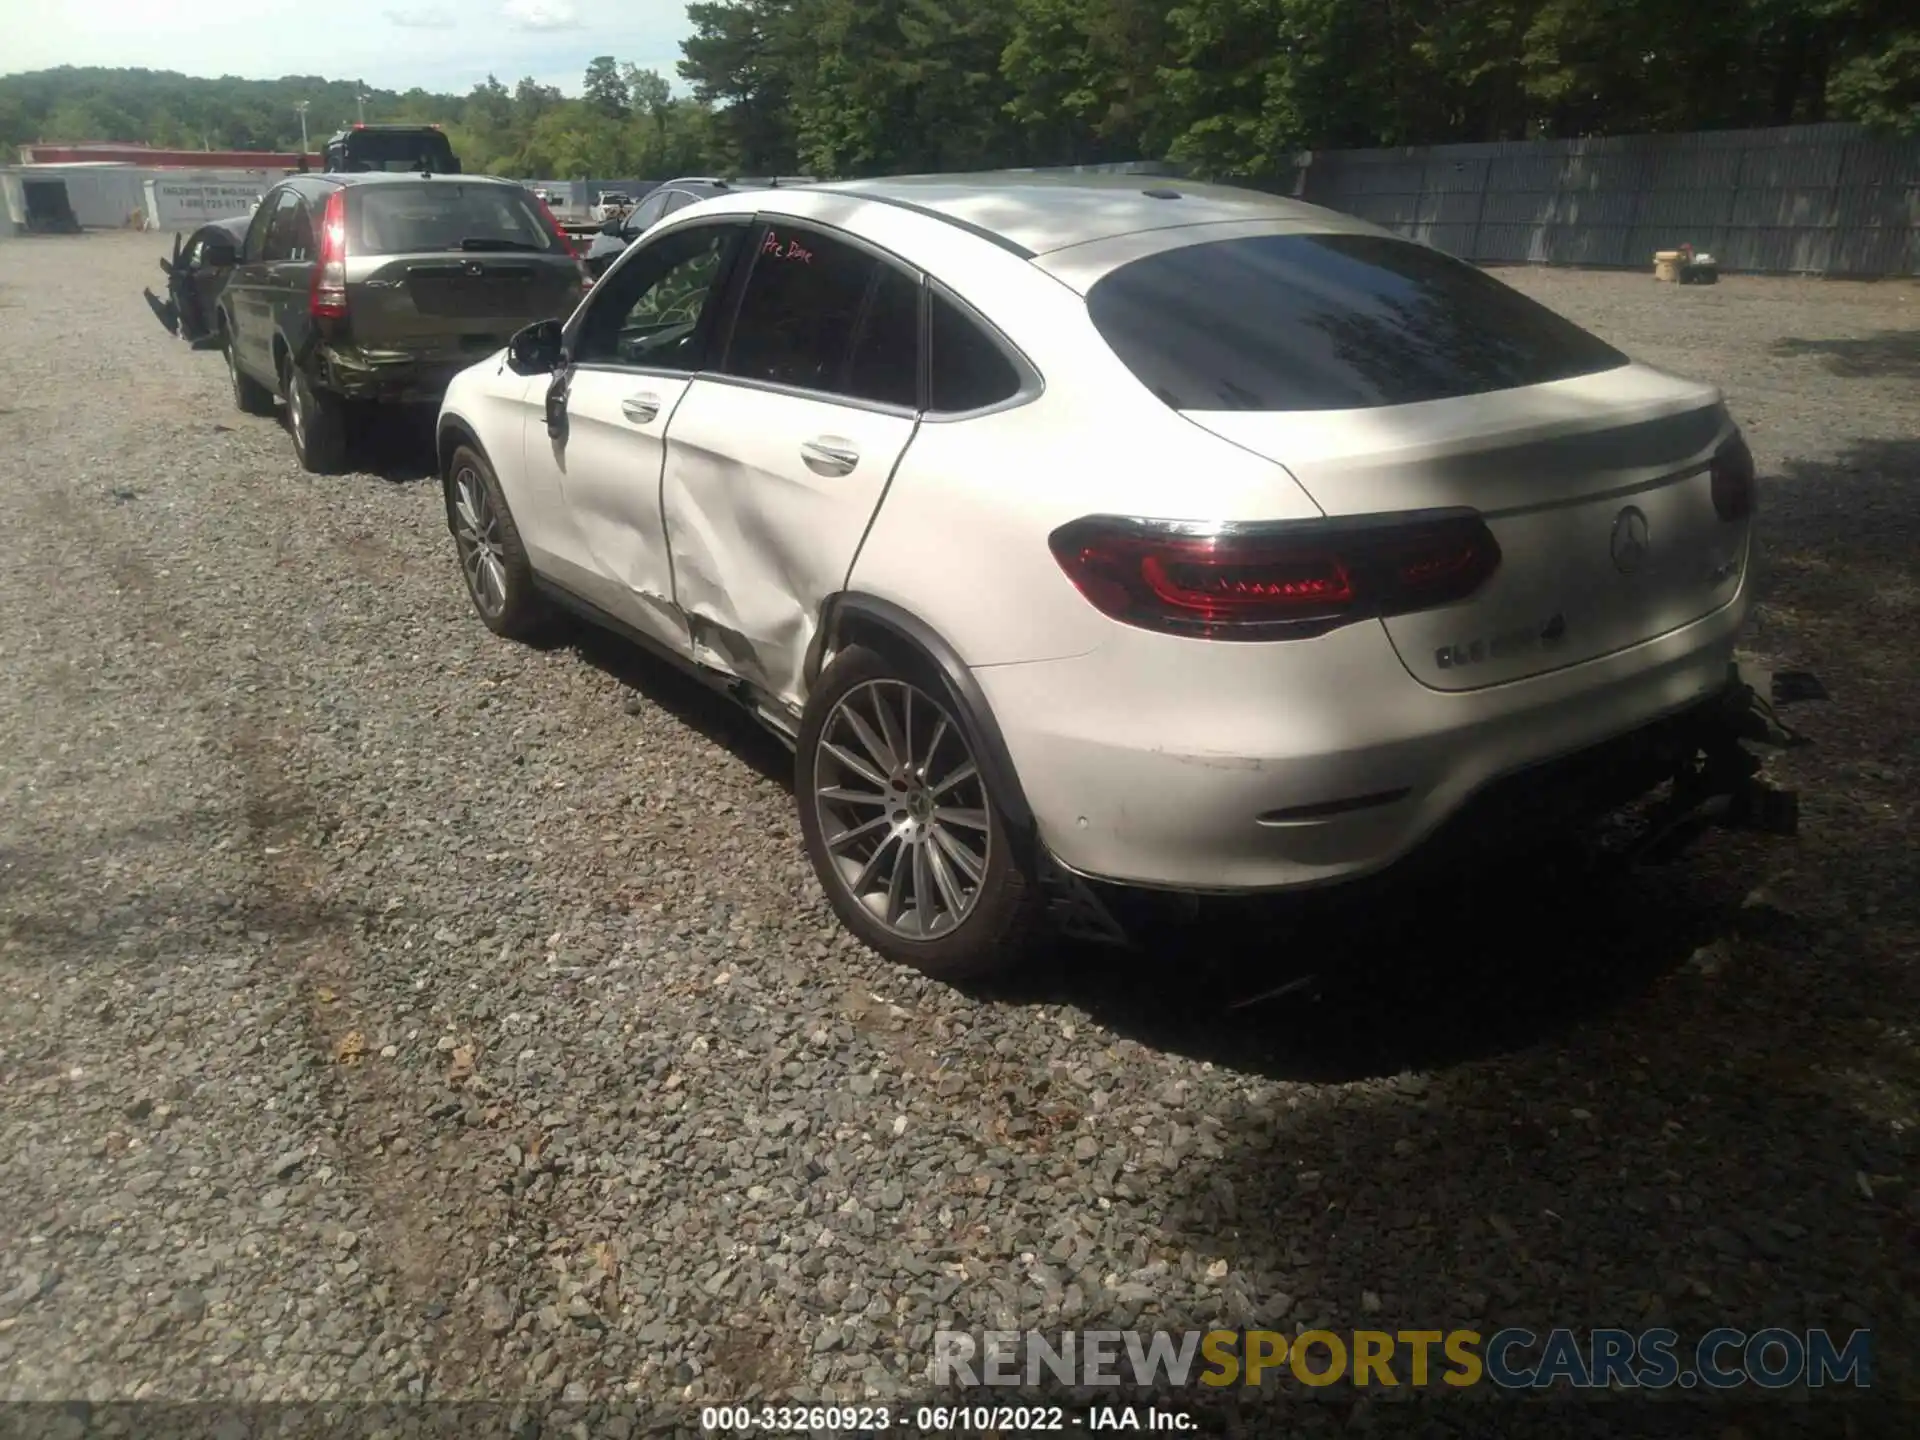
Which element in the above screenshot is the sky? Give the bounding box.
[0,0,695,97]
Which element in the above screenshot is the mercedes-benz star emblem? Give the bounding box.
[1610,505,1651,574]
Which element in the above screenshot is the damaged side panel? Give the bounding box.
[660,378,916,708]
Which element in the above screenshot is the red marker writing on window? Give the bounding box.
[762,232,812,263]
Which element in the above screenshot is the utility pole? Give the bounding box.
[357,93,369,124]
[295,101,310,152]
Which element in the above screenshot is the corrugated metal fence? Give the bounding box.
[1281,123,1920,277]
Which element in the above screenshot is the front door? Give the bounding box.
[661,219,924,709]
[519,218,748,650]
[175,225,239,344]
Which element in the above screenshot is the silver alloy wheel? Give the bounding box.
[812,678,992,939]
[451,465,510,618]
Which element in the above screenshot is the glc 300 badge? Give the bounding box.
[1435,613,1568,669]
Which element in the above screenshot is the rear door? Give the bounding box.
[226,188,291,381]
[1066,228,1749,692]
[343,182,582,361]
[261,188,320,362]
[660,218,923,707]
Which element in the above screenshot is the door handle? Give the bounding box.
[620,393,662,425]
[800,438,860,476]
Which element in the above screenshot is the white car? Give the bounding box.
[435,174,1780,978]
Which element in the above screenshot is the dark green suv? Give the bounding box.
[218,173,586,472]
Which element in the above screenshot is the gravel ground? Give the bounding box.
[0,234,1914,1436]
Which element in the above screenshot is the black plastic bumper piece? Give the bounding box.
[1624,664,1812,867]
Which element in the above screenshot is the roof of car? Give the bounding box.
[808,173,1344,257]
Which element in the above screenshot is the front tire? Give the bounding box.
[285,363,348,474]
[446,443,547,641]
[796,645,1038,980]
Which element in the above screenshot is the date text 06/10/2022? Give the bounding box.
[699,1403,1197,1432]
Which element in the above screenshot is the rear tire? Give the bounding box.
[796,644,1039,981]
[285,363,348,474]
[225,324,275,416]
[446,444,548,641]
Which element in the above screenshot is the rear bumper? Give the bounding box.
[974,583,1752,894]
[317,347,487,404]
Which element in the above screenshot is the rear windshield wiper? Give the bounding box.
[459,237,546,253]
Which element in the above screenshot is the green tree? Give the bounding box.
[583,56,630,117]
[1828,28,1920,131]
[680,0,810,171]
[1003,0,1174,162]
[514,77,564,122]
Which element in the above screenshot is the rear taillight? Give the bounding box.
[310,189,347,318]
[1710,432,1755,521]
[1048,511,1502,641]
[531,192,578,259]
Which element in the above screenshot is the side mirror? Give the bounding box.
[201,240,239,269]
[507,319,564,376]
[599,218,621,236]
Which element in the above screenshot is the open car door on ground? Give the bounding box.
[144,216,250,347]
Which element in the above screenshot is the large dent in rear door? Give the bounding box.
[660,381,918,711]
[671,476,819,699]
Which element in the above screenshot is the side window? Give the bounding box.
[659,190,696,217]
[242,190,281,262]
[573,222,738,370]
[622,191,670,237]
[260,190,306,263]
[842,265,921,409]
[722,225,901,398]
[285,198,317,262]
[930,291,1024,413]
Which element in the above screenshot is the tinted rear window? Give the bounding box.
[351,183,554,257]
[1085,232,1628,412]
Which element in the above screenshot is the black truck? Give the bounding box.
[322,123,461,175]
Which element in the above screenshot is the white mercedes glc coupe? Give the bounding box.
[434,174,1768,978]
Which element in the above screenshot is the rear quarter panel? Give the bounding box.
[775,191,1324,669]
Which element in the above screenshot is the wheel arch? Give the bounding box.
[436,415,486,530]
[808,593,1035,842]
